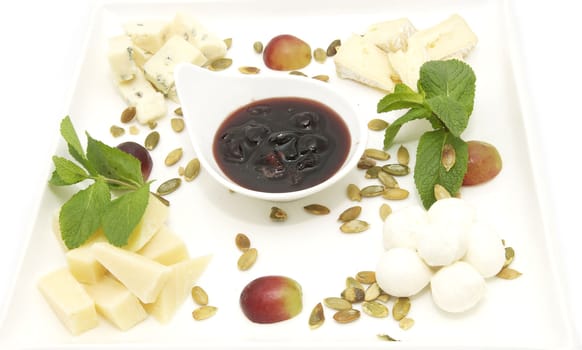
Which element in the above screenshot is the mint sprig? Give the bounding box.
[377,59,476,209]
[49,116,159,249]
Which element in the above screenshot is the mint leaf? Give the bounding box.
[384,107,432,149]
[425,96,469,136]
[414,129,468,209]
[101,183,150,247]
[419,59,476,115]
[377,89,425,113]
[50,156,89,186]
[86,133,145,188]
[60,116,97,175]
[59,179,111,249]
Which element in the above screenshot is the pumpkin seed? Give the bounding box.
[323,297,352,311]
[360,185,385,197]
[156,178,182,195]
[174,107,183,116]
[178,166,185,176]
[304,204,330,215]
[144,131,160,151]
[253,41,263,53]
[496,267,522,280]
[399,317,415,330]
[397,145,410,165]
[120,106,136,123]
[338,206,361,222]
[110,125,125,138]
[364,282,381,301]
[192,305,217,320]
[367,119,389,131]
[441,143,456,171]
[184,158,200,182]
[171,118,185,132]
[364,148,390,161]
[356,271,376,285]
[326,39,341,57]
[378,171,399,189]
[289,70,307,77]
[235,233,251,252]
[165,148,183,166]
[312,74,329,82]
[341,287,365,303]
[191,286,209,306]
[504,246,515,267]
[362,301,389,318]
[239,66,261,75]
[129,125,139,135]
[313,48,327,63]
[381,164,410,176]
[340,220,369,233]
[392,297,411,321]
[379,203,392,221]
[383,188,409,200]
[357,156,376,169]
[377,334,399,342]
[333,309,360,323]
[347,184,361,202]
[365,166,382,179]
[224,38,232,49]
[270,206,287,222]
[434,183,452,200]
[308,302,325,329]
[345,276,364,290]
[208,58,233,71]
[148,121,157,129]
[237,247,258,271]
[376,293,391,303]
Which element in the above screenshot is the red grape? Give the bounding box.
[117,141,153,181]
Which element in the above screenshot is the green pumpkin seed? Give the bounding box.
[347,184,361,202]
[504,246,515,267]
[365,166,382,179]
[192,305,217,320]
[313,48,327,63]
[312,74,329,82]
[191,286,209,306]
[364,148,390,161]
[383,188,409,200]
[397,145,409,165]
[224,38,232,49]
[356,271,376,285]
[441,143,456,171]
[378,171,399,188]
[367,119,389,131]
[338,206,361,222]
[364,282,381,301]
[120,106,136,123]
[171,118,185,132]
[165,148,183,166]
[392,297,411,321]
[129,126,139,135]
[208,58,233,71]
[184,158,200,182]
[237,247,258,271]
[289,70,307,77]
[360,185,385,197]
[357,157,376,169]
[304,204,330,215]
[345,276,364,290]
[496,267,522,280]
[434,183,452,200]
[326,39,341,57]
[379,203,392,221]
[376,293,391,303]
[323,297,352,311]
[377,334,399,342]
[239,66,261,75]
[308,302,325,329]
[156,178,182,195]
[253,41,263,53]
[341,287,365,303]
[148,121,157,129]
[333,309,360,323]
[270,206,288,222]
[110,125,125,138]
[362,301,389,318]
[340,220,369,233]
[399,317,415,330]
[235,233,251,252]
[381,164,410,176]
[144,131,160,151]
[174,107,183,116]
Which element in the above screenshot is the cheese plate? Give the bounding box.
[0,0,576,348]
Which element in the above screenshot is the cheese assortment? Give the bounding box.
[108,13,229,124]
[38,196,212,335]
[334,14,478,92]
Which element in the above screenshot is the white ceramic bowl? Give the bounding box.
[174,63,368,202]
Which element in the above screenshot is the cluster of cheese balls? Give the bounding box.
[375,198,506,313]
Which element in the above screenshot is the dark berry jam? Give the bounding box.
[213,97,350,193]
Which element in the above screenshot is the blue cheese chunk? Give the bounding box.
[363,18,417,52]
[123,20,168,54]
[108,35,139,82]
[116,70,166,124]
[168,12,227,61]
[143,35,207,95]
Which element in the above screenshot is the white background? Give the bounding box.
[0,0,579,347]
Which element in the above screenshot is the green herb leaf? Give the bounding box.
[425,96,469,136]
[86,133,145,189]
[59,179,111,249]
[377,87,425,113]
[60,116,97,175]
[383,107,432,149]
[50,156,89,186]
[101,183,150,247]
[419,59,476,115]
[414,129,468,209]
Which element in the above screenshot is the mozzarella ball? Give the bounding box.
[428,197,475,230]
[383,205,428,250]
[416,221,470,266]
[376,247,433,297]
[431,261,486,313]
[462,222,506,278]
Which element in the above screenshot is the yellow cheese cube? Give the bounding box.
[66,246,106,284]
[145,255,211,323]
[38,268,98,335]
[138,225,189,265]
[92,242,171,304]
[83,274,148,331]
[124,195,169,252]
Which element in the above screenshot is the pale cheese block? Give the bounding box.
[167,12,227,60]
[116,70,167,124]
[131,44,152,68]
[145,255,212,323]
[123,20,169,54]
[193,33,228,61]
[363,18,417,52]
[123,194,169,252]
[334,34,396,92]
[38,268,98,335]
[66,246,106,284]
[143,35,207,95]
[83,274,148,331]
[91,242,171,304]
[388,48,429,90]
[137,225,189,265]
[108,35,139,82]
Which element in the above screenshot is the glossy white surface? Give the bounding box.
[0,0,579,348]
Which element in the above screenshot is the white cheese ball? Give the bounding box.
[416,221,470,267]
[431,261,486,313]
[428,197,475,229]
[376,247,433,297]
[462,222,506,278]
[383,205,428,250]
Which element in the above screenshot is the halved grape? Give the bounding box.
[117,141,153,181]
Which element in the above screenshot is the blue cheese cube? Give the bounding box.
[123,20,168,54]
[168,12,227,61]
[108,35,139,82]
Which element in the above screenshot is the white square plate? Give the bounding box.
[0,0,576,348]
